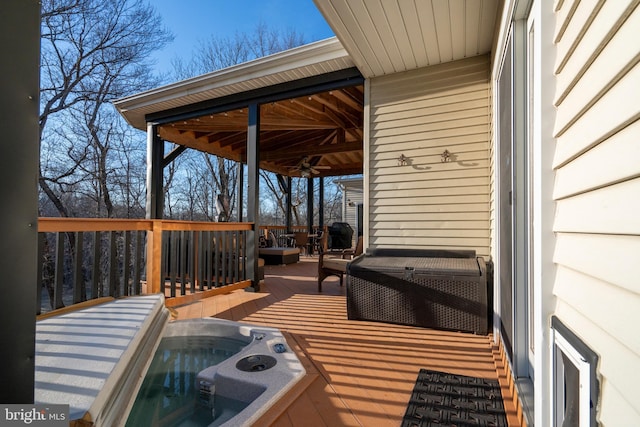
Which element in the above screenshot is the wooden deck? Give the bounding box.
[172,257,523,426]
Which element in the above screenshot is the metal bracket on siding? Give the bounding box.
[441,150,452,162]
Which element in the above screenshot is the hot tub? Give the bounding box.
[34,295,305,426]
[126,319,306,427]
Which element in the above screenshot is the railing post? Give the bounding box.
[92,231,101,297]
[109,231,118,297]
[54,232,65,309]
[307,177,314,254]
[123,231,131,296]
[146,220,163,294]
[134,231,143,295]
[286,176,292,232]
[73,231,84,303]
[36,233,45,315]
[319,177,325,229]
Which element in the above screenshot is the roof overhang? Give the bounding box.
[313,0,500,78]
[114,38,365,178]
[114,37,355,131]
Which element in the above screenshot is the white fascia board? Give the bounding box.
[334,177,364,188]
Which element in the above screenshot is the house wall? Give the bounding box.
[551,0,640,424]
[367,55,492,257]
[341,183,363,238]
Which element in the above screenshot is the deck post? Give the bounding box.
[319,177,325,229]
[246,103,260,290]
[0,0,39,403]
[286,176,292,232]
[145,124,164,295]
[307,177,314,252]
[146,122,164,220]
[237,162,244,222]
[146,220,163,294]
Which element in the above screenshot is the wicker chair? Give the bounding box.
[317,234,363,292]
[293,231,309,256]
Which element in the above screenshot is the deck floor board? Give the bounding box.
[173,257,522,426]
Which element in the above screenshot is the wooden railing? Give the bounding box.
[37,218,255,313]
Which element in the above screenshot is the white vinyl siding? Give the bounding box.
[367,55,491,257]
[343,188,362,227]
[552,0,640,423]
[341,182,363,243]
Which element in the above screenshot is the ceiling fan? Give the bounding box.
[290,156,331,177]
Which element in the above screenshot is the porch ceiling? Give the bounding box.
[158,84,364,177]
[114,38,364,178]
[313,0,500,78]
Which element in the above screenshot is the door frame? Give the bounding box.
[493,0,535,394]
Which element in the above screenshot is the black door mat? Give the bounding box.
[402,369,507,427]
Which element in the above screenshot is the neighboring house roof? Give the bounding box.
[313,0,499,78]
[335,177,363,189]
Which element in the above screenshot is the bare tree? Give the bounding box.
[259,172,313,226]
[321,180,344,224]
[172,22,306,80]
[158,149,237,221]
[248,22,305,58]
[37,0,172,307]
[39,0,173,218]
[110,126,147,218]
[260,172,288,223]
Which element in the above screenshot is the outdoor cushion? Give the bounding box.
[259,247,299,256]
[259,247,300,265]
[322,257,350,273]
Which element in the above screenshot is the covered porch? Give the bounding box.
[172,257,523,426]
[113,39,367,292]
[33,1,524,424]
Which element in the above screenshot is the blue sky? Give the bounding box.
[150,0,335,74]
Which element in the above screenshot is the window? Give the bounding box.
[551,317,599,426]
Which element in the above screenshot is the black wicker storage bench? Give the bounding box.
[346,249,489,334]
